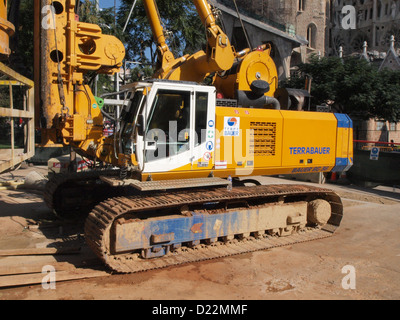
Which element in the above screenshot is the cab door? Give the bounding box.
[142,85,195,174]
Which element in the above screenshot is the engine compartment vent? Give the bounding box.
[249,122,276,156]
[216,99,238,107]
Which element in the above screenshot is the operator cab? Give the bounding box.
[120,80,216,174]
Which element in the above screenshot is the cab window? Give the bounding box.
[146,90,191,162]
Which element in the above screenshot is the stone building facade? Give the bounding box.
[330,0,400,56]
[353,118,400,143]
[233,0,330,61]
[211,0,333,79]
[225,0,400,59]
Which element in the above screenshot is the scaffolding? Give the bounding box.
[0,62,34,173]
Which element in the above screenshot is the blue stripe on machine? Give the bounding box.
[347,115,353,129]
[332,157,349,172]
[334,113,353,128]
[113,204,307,254]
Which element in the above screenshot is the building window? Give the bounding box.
[195,92,208,146]
[298,0,305,12]
[376,121,386,131]
[307,24,317,48]
[390,122,397,131]
[378,1,382,18]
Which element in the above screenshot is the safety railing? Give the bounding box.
[354,140,400,152]
[0,62,34,173]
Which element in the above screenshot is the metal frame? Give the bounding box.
[0,62,34,173]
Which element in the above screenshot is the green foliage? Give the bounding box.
[79,1,122,37]
[374,68,400,122]
[9,0,34,78]
[282,55,400,122]
[95,74,113,96]
[119,0,206,68]
[130,65,154,82]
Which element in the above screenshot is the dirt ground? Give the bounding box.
[0,165,399,301]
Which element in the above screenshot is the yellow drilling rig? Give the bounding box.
[5,0,353,272]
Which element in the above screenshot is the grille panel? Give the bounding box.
[250,122,276,156]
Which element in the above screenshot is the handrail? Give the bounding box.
[354,140,400,146]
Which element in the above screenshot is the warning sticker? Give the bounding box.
[223,117,240,137]
[203,152,212,161]
[215,161,227,170]
[370,147,380,160]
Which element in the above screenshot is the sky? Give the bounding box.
[98,0,122,10]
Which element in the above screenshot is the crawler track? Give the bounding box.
[85,184,343,273]
[44,170,122,219]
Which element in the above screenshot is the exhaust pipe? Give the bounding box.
[237,90,281,110]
